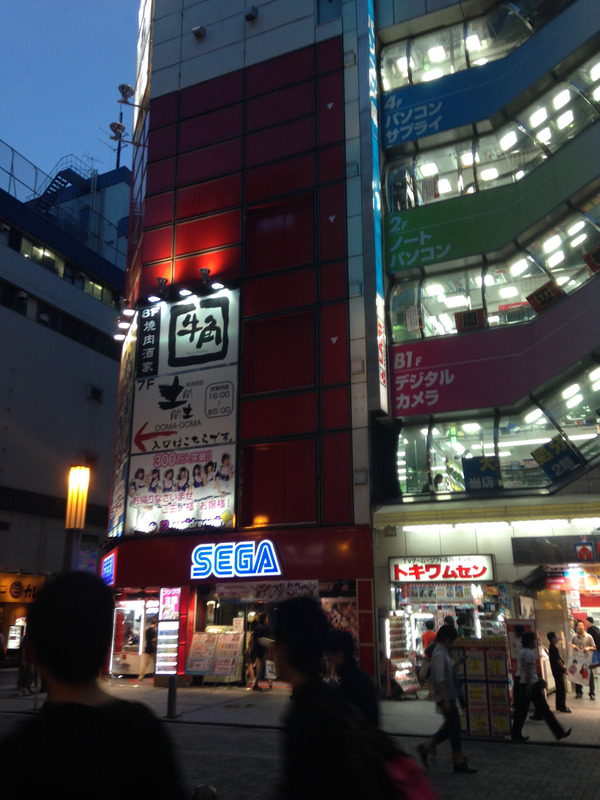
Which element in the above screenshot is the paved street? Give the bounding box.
[1,669,599,799]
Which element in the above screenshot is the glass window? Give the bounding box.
[498,406,554,489]
[542,369,600,461]
[389,279,421,343]
[386,161,416,211]
[410,25,467,86]
[421,269,483,338]
[527,215,598,293]
[380,40,412,92]
[479,6,532,63]
[429,419,496,493]
[484,255,547,325]
[397,428,427,494]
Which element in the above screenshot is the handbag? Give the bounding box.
[385,753,439,800]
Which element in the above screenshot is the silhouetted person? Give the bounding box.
[511,631,571,743]
[273,597,397,800]
[547,632,570,713]
[0,572,186,800]
[325,629,379,726]
[252,612,272,691]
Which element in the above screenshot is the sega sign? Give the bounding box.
[191,540,282,580]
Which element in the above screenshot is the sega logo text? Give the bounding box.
[191,540,281,580]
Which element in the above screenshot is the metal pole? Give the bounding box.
[166,674,178,719]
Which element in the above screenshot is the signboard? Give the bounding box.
[101,552,117,587]
[461,456,501,491]
[186,632,219,675]
[190,539,282,580]
[160,588,181,620]
[212,632,244,677]
[575,542,595,562]
[122,289,239,536]
[531,435,584,482]
[155,620,179,675]
[526,281,565,313]
[389,554,494,583]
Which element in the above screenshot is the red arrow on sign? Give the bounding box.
[134,421,177,453]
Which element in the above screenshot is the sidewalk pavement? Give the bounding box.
[2,669,598,748]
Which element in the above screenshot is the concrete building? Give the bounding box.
[0,141,130,645]
[103,0,600,687]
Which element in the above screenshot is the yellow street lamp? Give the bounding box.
[63,466,90,571]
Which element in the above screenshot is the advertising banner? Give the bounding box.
[389,554,494,583]
[122,289,239,536]
[186,632,219,675]
[125,445,235,533]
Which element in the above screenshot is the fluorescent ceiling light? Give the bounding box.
[525,408,544,423]
[488,314,500,324]
[557,110,574,130]
[547,250,564,268]
[500,131,517,151]
[556,276,570,286]
[594,86,600,103]
[438,178,453,194]
[570,234,587,248]
[543,235,561,253]
[537,127,552,144]
[439,313,455,332]
[465,34,481,51]
[480,168,499,181]
[516,170,525,180]
[499,286,518,298]
[589,367,600,382]
[426,283,444,296]
[590,61,600,81]
[419,162,438,177]
[593,380,600,392]
[460,152,475,167]
[428,46,446,63]
[444,294,469,308]
[462,422,481,432]
[422,69,443,82]
[562,383,580,399]
[553,89,571,109]
[568,221,585,236]
[530,107,547,127]
[566,394,583,408]
[510,259,529,276]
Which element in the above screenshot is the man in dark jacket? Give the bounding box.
[325,629,379,726]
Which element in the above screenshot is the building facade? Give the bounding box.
[104,0,600,685]
[0,142,130,647]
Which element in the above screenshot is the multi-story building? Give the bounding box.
[0,141,130,646]
[103,0,600,688]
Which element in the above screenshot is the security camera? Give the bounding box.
[244,6,258,21]
[192,25,206,40]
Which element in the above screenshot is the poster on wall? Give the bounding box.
[119,288,239,537]
[212,632,244,677]
[185,632,219,675]
[125,445,235,533]
[567,646,593,687]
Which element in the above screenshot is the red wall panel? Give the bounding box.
[141,226,173,263]
[319,183,346,261]
[246,194,314,274]
[243,268,316,316]
[149,93,178,129]
[322,387,350,429]
[322,432,353,524]
[180,71,244,118]
[243,311,315,393]
[177,139,243,187]
[147,124,177,162]
[318,37,343,73]
[174,246,241,285]
[175,210,241,257]
[146,158,176,195]
[178,105,244,152]
[318,72,344,145]
[245,117,315,168]
[321,303,349,385]
[246,81,315,132]
[246,46,314,97]
[239,439,318,527]
[144,192,174,228]
[245,153,315,203]
[319,144,345,184]
[241,392,318,439]
[176,174,242,220]
[320,260,347,302]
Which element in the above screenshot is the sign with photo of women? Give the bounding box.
[125,445,235,534]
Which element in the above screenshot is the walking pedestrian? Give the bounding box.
[416,624,476,774]
[571,619,596,700]
[511,631,571,742]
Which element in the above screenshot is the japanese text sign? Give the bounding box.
[461,456,501,491]
[531,435,583,481]
[389,555,494,583]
